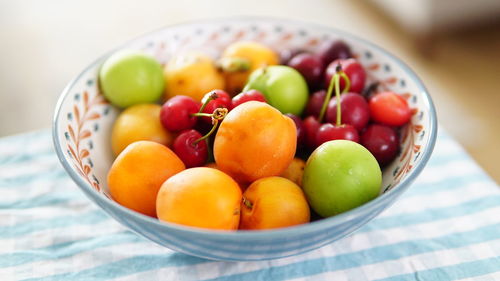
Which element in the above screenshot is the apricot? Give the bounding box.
[164,52,225,101]
[221,41,279,94]
[111,104,174,156]
[156,167,242,230]
[213,101,296,183]
[108,141,185,217]
[280,158,306,187]
[240,177,310,230]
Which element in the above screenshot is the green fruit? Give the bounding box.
[243,65,308,116]
[99,50,164,108]
[303,140,381,217]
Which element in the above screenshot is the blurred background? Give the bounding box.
[0,0,499,182]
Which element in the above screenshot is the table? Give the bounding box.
[1,129,499,280]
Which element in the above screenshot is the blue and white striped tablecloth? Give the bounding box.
[0,129,499,281]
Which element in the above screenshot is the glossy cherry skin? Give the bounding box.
[316,123,359,146]
[369,91,412,126]
[303,116,322,149]
[361,124,399,166]
[325,58,366,93]
[279,49,307,65]
[287,53,323,88]
[285,113,305,146]
[305,90,326,118]
[317,40,352,67]
[160,95,201,132]
[201,90,231,123]
[231,89,266,109]
[325,92,370,132]
[172,129,208,168]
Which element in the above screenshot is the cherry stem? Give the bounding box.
[197,91,218,114]
[318,73,335,123]
[193,107,228,145]
[334,73,341,126]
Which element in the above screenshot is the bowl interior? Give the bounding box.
[54,18,436,232]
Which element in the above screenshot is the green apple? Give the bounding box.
[243,65,308,116]
[99,50,164,108]
[302,140,382,217]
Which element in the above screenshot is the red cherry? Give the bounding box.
[173,129,208,168]
[325,58,366,93]
[316,123,359,146]
[369,91,411,126]
[317,40,353,67]
[201,90,231,123]
[160,96,201,132]
[361,124,399,166]
[303,116,322,149]
[325,92,370,132]
[285,113,305,146]
[305,90,326,118]
[231,89,266,109]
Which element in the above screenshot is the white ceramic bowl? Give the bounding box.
[53,17,437,261]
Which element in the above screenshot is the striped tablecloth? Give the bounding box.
[1,129,499,281]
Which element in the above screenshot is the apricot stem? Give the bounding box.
[217,57,251,72]
[242,197,253,209]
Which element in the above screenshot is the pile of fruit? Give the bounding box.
[100,40,412,231]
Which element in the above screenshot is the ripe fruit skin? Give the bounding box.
[325,59,366,93]
[108,141,185,217]
[100,50,164,108]
[305,90,326,118]
[325,92,370,132]
[317,40,352,66]
[221,41,279,94]
[361,124,399,166]
[160,96,201,132]
[285,114,305,147]
[172,130,207,168]
[303,140,381,217]
[280,158,306,187]
[214,101,296,183]
[303,116,322,149]
[287,53,323,88]
[156,167,242,230]
[316,123,359,146]
[240,177,310,230]
[231,89,266,109]
[201,90,231,123]
[369,91,412,126]
[243,65,309,116]
[164,52,225,101]
[111,104,174,156]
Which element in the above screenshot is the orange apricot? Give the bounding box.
[280,158,306,187]
[213,101,296,183]
[108,141,185,217]
[111,104,174,156]
[221,41,279,94]
[156,167,242,230]
[240,177,310,230]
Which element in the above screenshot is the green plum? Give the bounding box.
[99,50,164,108]
[243,65,308,116]
[302,140,381,217]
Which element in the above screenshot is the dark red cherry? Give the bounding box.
[231,89,266,109]
[325,92,370,132]
[361,124,399,166]
[303,116,322,149]
[305,90,327,118]
[285,113,305,146]
[201,90,231,123]
[325,58,366,93]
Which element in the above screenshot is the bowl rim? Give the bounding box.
[52,16,438,240]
